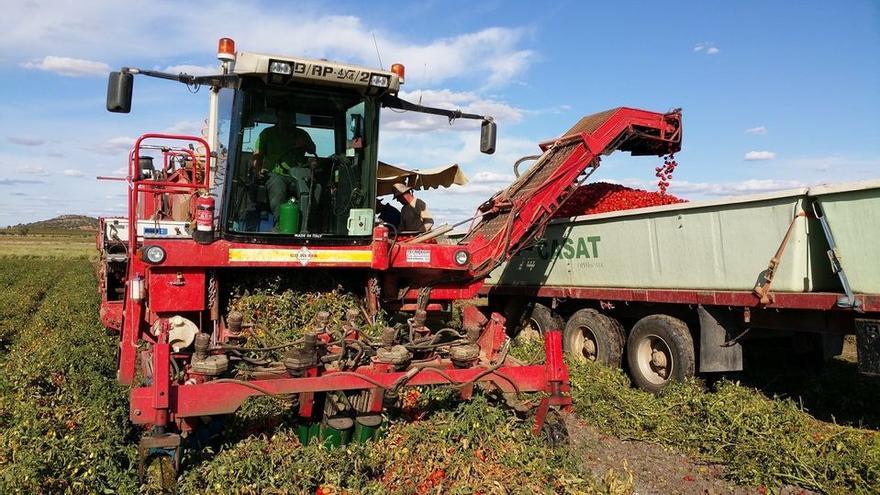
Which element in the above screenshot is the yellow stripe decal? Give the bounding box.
[228,248,373,264]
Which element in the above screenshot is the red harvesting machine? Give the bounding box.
[96,38,681,483]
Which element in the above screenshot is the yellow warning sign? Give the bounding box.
[228,246,372,265]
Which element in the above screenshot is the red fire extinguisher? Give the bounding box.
[194,193,215,244]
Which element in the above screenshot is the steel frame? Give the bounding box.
[484,284,880,313]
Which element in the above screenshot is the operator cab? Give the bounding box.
[105,39,496,247]
[223,80,379,242]
[219,52,397,244]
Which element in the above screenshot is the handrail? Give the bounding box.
[127,133,212,256]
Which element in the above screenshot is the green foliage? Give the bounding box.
[0,234,96,260]
[180,395,626,495]
[3,214,99,233]
[0,260,69,349]
[0,259,876,495]
[227,277,384,361]
[0,260,137,493]
[567,359,880,495]
[509,334,545,363]
[367,395,605,495]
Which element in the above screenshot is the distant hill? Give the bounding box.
[5,215,99,232]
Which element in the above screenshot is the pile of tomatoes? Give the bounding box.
[554,181,687,218]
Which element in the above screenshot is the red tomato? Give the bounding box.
[555,182,687,218]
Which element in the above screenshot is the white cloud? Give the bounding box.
[16,164,49,176]
[608,177,809,198]
[0,178,45,186]
[744,150,776,161]
[374,26,534,87]
[383,89,524,133]
[89,136,135,155]
[779,155,879,174]
[4,2,534,88]
[471,171,516,183]
[693,42,720,55]
[673,179,806,196]
[8,136,46,146]
[446,170,518,195]
[20,55,109,76]
[164,120,205,136]
[163,64,217,76]
[525,104,573,117]
[63,169,84,177]
[745,126,767,135]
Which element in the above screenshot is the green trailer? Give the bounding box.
[484,179,880,391]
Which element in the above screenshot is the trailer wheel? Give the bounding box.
[563,309,623,367]
[521,303,564,339]
[626,315,695,393]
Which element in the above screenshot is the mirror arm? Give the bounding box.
[381,94,492,123]
[121,67,239,87]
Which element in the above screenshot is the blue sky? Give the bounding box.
[0,0,878,226]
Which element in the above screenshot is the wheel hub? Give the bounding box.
[583,339,596,357]
[577,326,598,361]
[650,349,667,369]
[635,334,674,385]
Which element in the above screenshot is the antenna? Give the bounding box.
[418,63,427,105]
[372,33,384,69]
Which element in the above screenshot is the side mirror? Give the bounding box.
[349,114,363,139]
[107,71,133,113]
[480,120,496,154]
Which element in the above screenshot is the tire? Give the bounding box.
[497,296,530,336]
[524,302,564,337]
[563,309,624,367]
[626,314,695,394]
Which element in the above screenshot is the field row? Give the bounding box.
[0,259,877,494]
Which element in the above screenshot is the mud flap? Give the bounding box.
[697,305,743,373]
[856,319,880,376]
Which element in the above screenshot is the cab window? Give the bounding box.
[223,81,378,240]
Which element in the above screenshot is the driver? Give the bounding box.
[252,109,318,228]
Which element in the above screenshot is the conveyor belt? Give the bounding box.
[560,107,621,138]
[461,108,629,245]
[459,107,682,277]
[464,141,581,242]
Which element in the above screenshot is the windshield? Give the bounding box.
[222,79,379,241]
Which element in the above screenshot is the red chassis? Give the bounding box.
[130,323,571,429]
[104,133,575,448]
[102,105,682,466]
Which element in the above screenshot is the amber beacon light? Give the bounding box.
[390,63,405,84]
[217,38,236,62]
